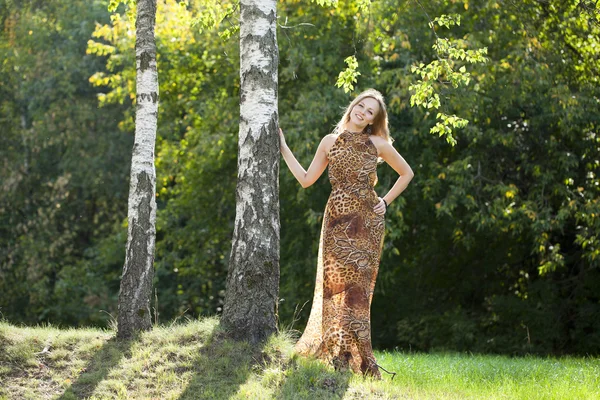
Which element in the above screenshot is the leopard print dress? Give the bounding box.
[294,129,385,378]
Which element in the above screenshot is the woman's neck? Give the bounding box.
[344,122,364,134]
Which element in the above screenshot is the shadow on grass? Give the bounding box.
[273,356,352,400]
[178,331,352,399]
[50,321,352,399]
[176,325,353,399]
[177,328,258,400]
[57,337,133,400]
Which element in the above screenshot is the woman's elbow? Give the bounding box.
[299,174,315,188]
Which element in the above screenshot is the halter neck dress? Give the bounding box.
[294,129,385,378]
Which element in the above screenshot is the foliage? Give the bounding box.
[191,0,239,39]
[108,0,136,21]
[310,0,338,8]
[0,0,130,326]
[370,0,600,354]
[408,13,488,145]
[335,55,361,93]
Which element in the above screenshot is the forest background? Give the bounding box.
[1,0,599,356]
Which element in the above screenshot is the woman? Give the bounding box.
[279,88,414,378]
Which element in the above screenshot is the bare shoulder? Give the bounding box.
[320,133,338,153]
[368,135,394,155]
[322,133,338,144]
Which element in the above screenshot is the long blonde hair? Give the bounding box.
[335,88,392,144]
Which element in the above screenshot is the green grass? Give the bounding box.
[0,317,598,399]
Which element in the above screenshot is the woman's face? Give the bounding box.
[349,97,380,129]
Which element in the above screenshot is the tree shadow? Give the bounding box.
[176,329,258,400]
[273,356,352,400]
[176,326,350,399]
[49,322,352,399]
[57,337,133,400]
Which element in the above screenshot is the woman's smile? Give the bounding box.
[348,97,379,131]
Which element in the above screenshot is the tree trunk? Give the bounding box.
[117,0,158,340]
[221,0,280,344]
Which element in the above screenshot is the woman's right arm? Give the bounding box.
[279,128,334,188]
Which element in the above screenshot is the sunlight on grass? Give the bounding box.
[1,317,598,399]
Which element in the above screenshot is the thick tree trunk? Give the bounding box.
[222,0,280,343]
[117,0,158,340]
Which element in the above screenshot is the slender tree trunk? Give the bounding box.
[117,0,158,339]
[222,0,280,343]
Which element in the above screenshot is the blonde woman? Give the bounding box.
[279,89,414,378]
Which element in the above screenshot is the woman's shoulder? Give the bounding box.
[320,133,338,153]
[321,133,339,145]
[368,134,397,158]
[323,132,339,141]
[368,134,391,150]
[368,134,388,146]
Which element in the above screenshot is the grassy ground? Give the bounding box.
[0,317,598,399]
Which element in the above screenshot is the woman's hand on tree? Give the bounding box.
[278,128,287,150]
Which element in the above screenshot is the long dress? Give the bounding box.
[294,129,385,379]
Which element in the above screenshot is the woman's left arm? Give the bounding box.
[372,138,414,215]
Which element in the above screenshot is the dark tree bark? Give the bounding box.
[117,0,159,339]
[221,0,280,344]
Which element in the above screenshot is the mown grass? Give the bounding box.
[0,317,598,399]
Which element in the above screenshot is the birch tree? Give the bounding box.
[117,0,159,339]
[221,0,280,343]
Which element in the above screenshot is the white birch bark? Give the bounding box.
[117,0,158,339]
[222,0,280,343]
